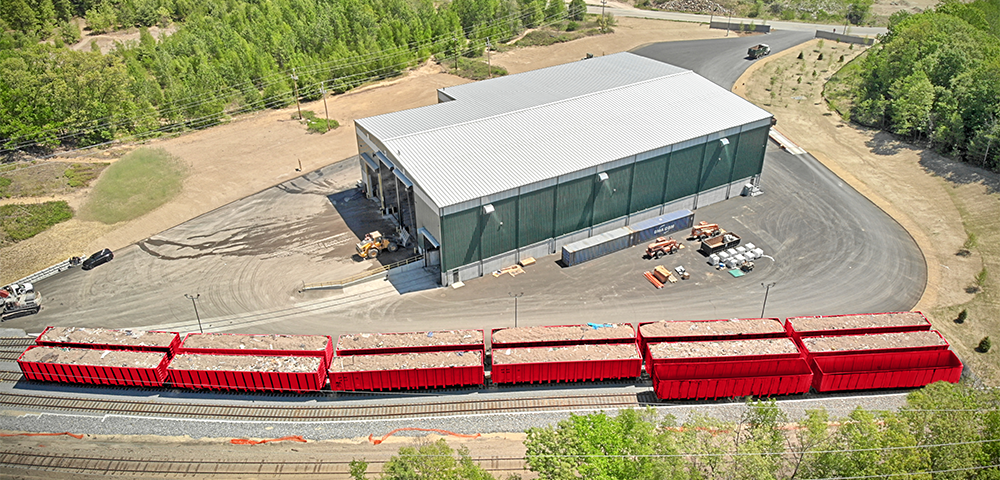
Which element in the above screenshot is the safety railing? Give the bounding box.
[301,255,424,291]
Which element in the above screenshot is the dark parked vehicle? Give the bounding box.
[82,249,114,270]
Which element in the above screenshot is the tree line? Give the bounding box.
[0,0,585,155]
[346,382,998,480]
[851,0,1000,172]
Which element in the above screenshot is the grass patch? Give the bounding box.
[822,50,868,120]
[0,201,73,245]
[63,163,106,188]
[440,57,508,81]
[515,20,604,47]
[78,148,186,224]
[300,111,340,134]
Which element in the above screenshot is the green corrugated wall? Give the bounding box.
[700,134,741,191]
[439,126,769,273]
[593,164,633,225]
[732,127,769,180]
[480,196,518,259]
[555,176,594,236]
[518,186,555,246]
[630,154,669,214]
[665,143,704,203]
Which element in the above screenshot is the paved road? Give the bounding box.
[11,32,926,340]
[589,5,888,36]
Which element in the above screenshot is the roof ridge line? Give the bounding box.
[382,69,694,142]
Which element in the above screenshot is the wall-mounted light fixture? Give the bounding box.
[597,172,609,182]
[483,204,495,215]
[720,138,730,146]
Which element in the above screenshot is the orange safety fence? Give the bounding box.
[231,435,308,445]
[369,428,481,445]
[0,432,84,439]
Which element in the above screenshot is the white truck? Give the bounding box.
[2,283,41,320]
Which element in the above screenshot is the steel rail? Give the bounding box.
[1,392,639,421]
[0,450,527,477]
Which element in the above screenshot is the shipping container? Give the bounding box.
[336,330,484,356]
[328,350,484,391]
[491,323,635,349]
[638,318,787,357]
[785,312,932,339]
[491,344,642,384]
[561,227,632,267]
[626,209,695,246]
[799,330,950,357]
[35,326,180,354]
[651,357,813,400]
[17,345,170,387]
[810,349,962,392]
[179,333,334,369]
[167,354,326,393]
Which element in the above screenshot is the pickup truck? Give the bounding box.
[700,231,741,255]
[748,44,770,59]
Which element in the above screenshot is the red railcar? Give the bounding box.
[637,318,787,357]
[178,333,334,369]
[328,350,484,391]
[809,349,963,392]
[35,326,180,354]
[646,338,811,400]
[17,345,170,387]
[491,343,642,385]
[167,354,326,393]
[785,312,932,340]
[491,323,635,349]
[335,330,484,356]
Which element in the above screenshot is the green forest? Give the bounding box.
[347,382,999,480]
[0,0,587,155]
[850,0,1000,172]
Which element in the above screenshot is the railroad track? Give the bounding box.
[0,451,526,477]
[1,391,639,421]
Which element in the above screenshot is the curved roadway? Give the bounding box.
[16,33,925,338]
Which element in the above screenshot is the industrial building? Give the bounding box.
[354,52,773,286]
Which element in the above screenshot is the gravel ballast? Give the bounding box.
[330,351,482,372]
[39,327,177,348]
[169,354,321,373]
[802,331,946,353]
[492,344,640,365]
[492,324,634,344]
[337,330,482,350]
[20,346,165,368]
[640,319,784,338]
[789,312,928,332]
[649,338,800,359]
[182,333,329,351]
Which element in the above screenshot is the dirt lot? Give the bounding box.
[734,39,999,384]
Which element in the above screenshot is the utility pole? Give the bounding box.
[290,69,302,120]
[760,282,776,318]
[509,292,523,328]
[600,0,608,32]
[486,37,492,78]
[709,5,714,26]
[453,36,459,75]
[320,82,331,132]
[726,9,733,36]
[184,293,204,333]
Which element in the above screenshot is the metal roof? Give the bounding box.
[356,52,772,210]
